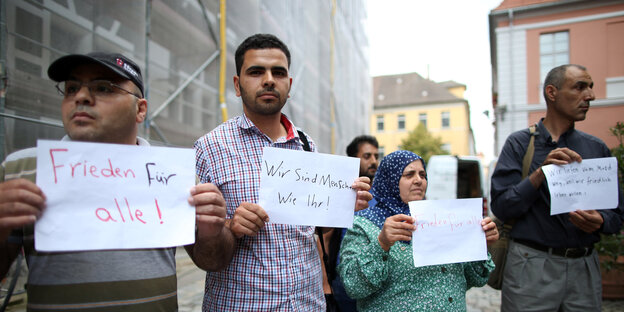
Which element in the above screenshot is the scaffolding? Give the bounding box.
[0,0,370,159]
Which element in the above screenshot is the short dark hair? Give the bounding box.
[543,64,587,103]
[235,33,291,76]
[346,135,379,157]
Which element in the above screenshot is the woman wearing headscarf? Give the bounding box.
[338,150,498,312]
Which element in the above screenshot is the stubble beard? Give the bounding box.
[240,84,286,116]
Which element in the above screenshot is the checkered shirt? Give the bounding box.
[194,114,325,311]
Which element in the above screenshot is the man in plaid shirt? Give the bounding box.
[191,33,372,311]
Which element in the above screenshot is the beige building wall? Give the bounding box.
[371,102,472,156]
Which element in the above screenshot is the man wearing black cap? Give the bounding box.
[0,52,231,311]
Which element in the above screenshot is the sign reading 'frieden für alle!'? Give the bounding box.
[35,140,196,252]
[259,147,359,228]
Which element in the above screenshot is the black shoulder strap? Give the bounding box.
[298,130,311,152]
[297,130,330,280]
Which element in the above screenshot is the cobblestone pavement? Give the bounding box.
[3,247,624,312]
[466,285,501,312]
[176,247,624,312]
[466,284,624,312]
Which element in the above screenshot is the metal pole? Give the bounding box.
[508,9,515,133]
[218,0,227,122]
[144,0,151,137]
[0,253,23,312]
[148,122,169,145]
[0,112,63,128]
[329,0,336,154]
[0,0,7,160]
[149,50,219,120]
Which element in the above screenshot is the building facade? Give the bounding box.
[0,0,371,159]
[489,0,624,154]
[370,72,475,157]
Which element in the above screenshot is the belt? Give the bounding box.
[514,239,593,258]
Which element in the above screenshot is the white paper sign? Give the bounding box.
[35,140,196,251]
[542,157,618,215]
[409,198,487,268]
[259,147,359,227]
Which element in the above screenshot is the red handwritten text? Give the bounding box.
[154,199,164,224]
[95,197,147,224]
[49,148,136,184]
[413,213,481,232]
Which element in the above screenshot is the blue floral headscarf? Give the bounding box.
[356,150,426,234]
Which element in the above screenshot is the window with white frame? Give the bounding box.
[419,113,427,129]
[397,114,405,131]
[540,31,569,102]
[441,111,450,128]
[376,115,384,132]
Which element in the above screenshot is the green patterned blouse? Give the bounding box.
[338,216,495,312]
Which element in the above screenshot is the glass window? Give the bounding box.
[376,115,384,132]
[540,31,569,84]
[397,114,405,130]
[441,143,451,153]
[419,113,427,129]
[15,7,43,58]
[539,34,552,51]
[441,111,450,128]
[378,146,385,159]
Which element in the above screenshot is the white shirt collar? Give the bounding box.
[61,135,150,146]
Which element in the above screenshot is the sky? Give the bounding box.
[366,0,503,162]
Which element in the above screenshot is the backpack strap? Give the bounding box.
[506,124,537,229]
[298,130,311,152]
[521,124,537,179]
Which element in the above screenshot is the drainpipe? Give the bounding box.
[219,0,228,122]
[508,8,514,133]
[0,0,6,160]
[144,0,151,138]
[329,0,336,154]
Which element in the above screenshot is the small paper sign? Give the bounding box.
[409,198,487,267]
[542,157,618,215]
[259,147,359,227]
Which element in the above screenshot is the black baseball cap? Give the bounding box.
[47,52,144,98]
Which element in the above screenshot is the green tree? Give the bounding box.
[596,121,624,272]
[400,123,449,163]
[610,121,624,191]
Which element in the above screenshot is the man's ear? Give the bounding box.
[233,75,241,97]
[136,98,148,123]
[545,85,558,103]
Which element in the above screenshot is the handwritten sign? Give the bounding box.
[542,157,618,215]
[35,140,196,251]
[258,147,359,227]
[409,198,487,268]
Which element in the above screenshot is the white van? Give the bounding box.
[425,155,488,217]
